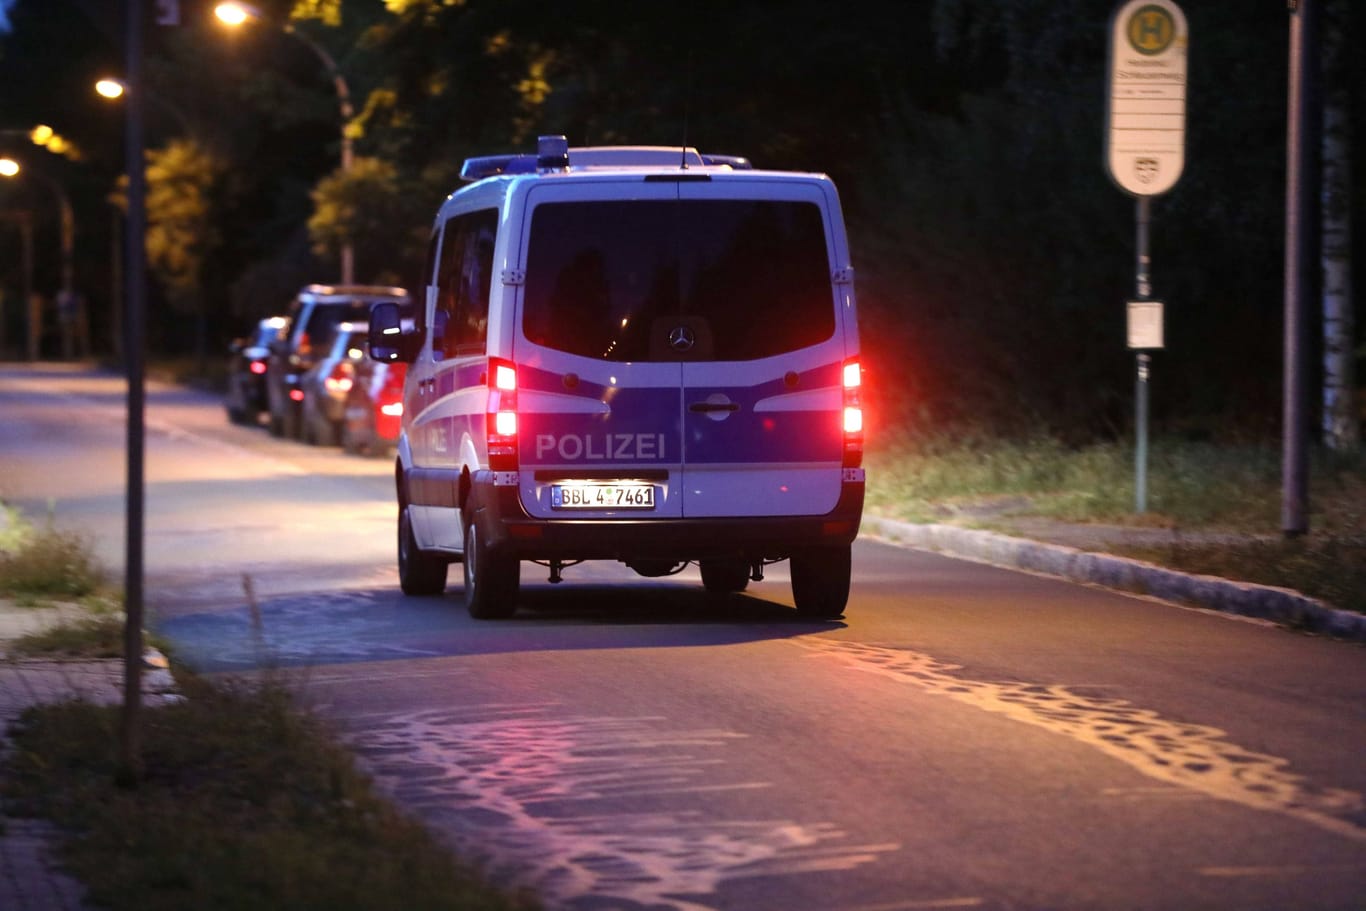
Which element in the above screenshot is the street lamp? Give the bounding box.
[0,156,77,359]
[94,77,193,137]
[214,1,355,284]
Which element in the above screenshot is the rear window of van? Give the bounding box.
[523,199,835,361]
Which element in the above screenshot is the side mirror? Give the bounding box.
[368,302,416,363]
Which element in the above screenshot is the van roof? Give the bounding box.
[459,137,753,183]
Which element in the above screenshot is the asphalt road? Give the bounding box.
[2,362,1363,911]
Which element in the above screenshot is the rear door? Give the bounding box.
[675,180,848,518]
[514,180,685,521]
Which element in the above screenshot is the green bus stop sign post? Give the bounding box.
[1106,0,1188,514]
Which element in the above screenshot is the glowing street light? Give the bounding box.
[94,77,192,136]
[0,157,18,177]
[95,78,125,100]
[213,1,250,26]
[27,124,79,160]
[214,0,355,283]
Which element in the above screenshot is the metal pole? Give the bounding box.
[111,206,123,361]
[1282,0,1318,537]
[284,23,354,284]
[54,181,75,359]
[1135,196,1152,514]
[19,213,33,360]
[120,0,147,782]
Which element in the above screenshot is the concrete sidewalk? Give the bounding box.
[0,603,176,911]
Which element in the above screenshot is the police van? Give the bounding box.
[369,136,864,619]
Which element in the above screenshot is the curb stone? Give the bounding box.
[862,516,1366,642]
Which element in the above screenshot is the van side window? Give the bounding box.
[435,208,498,358]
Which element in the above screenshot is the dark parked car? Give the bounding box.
[265,284,409,439]
[341,359,407,456]
[299,321,368,446]
[225,316,286,425]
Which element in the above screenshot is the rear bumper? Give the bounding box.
[466,471,864,562]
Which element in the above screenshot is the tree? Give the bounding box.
[308,155,423,286]
[113,139,225,365]
[1321,0,1357,451]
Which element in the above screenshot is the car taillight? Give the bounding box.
[249,359,267,375]
[379,402,403,417]
[487,357,518,470]
[842,358,863,468]
[323,361,354,395]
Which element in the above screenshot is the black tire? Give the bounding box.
[789,545,851,619]
[304,411,337,447]
[398,506,447,595]
[341,421,363,455]
[227,405,246,425]
[281,403,302,441]
[700,559,750,594]
[268,412,284,437]
[463,516,519,619]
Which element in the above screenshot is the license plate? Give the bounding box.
[551,482,656,510]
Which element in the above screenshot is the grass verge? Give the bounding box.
[1,676,540,911]
[864,433,1366,614]
[0,505,130,657]
[0,507,106,605]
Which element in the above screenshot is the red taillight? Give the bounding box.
[842,358,863,468]
[487,357,518,470]
[289,388,305,402]
[249,360,267,375]
[323,362,354,395]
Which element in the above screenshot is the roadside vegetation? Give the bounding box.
[864,433,1366,615]
[0,508,539,910]
[2,680,539,911]
[0,507,126,658]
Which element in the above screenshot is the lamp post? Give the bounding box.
[95,77,194,138]
[214,1,355,284]
[0,208,34,359]
[0,156,76,359]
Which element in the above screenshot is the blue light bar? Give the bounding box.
[459,154,537,182]
[537,134,570,170]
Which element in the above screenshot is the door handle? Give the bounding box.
[688,401,740,413]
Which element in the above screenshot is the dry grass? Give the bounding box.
[864,433,1366,613]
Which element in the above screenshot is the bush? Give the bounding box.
[0,514,105,600]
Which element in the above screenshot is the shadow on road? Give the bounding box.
[157,579,844,674]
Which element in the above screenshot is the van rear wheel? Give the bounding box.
[789,545,851,619]
[700,559,750,594]
[398,507,447,595]
[463,518,519,619]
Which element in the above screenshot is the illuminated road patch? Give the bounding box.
[792,639,1365,843]
[340,702,898,910]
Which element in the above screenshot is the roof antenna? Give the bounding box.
[679,48,694,170]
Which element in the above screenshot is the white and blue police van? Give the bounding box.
[369,135,864,619]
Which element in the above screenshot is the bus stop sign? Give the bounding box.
[1106,0,1188,196]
